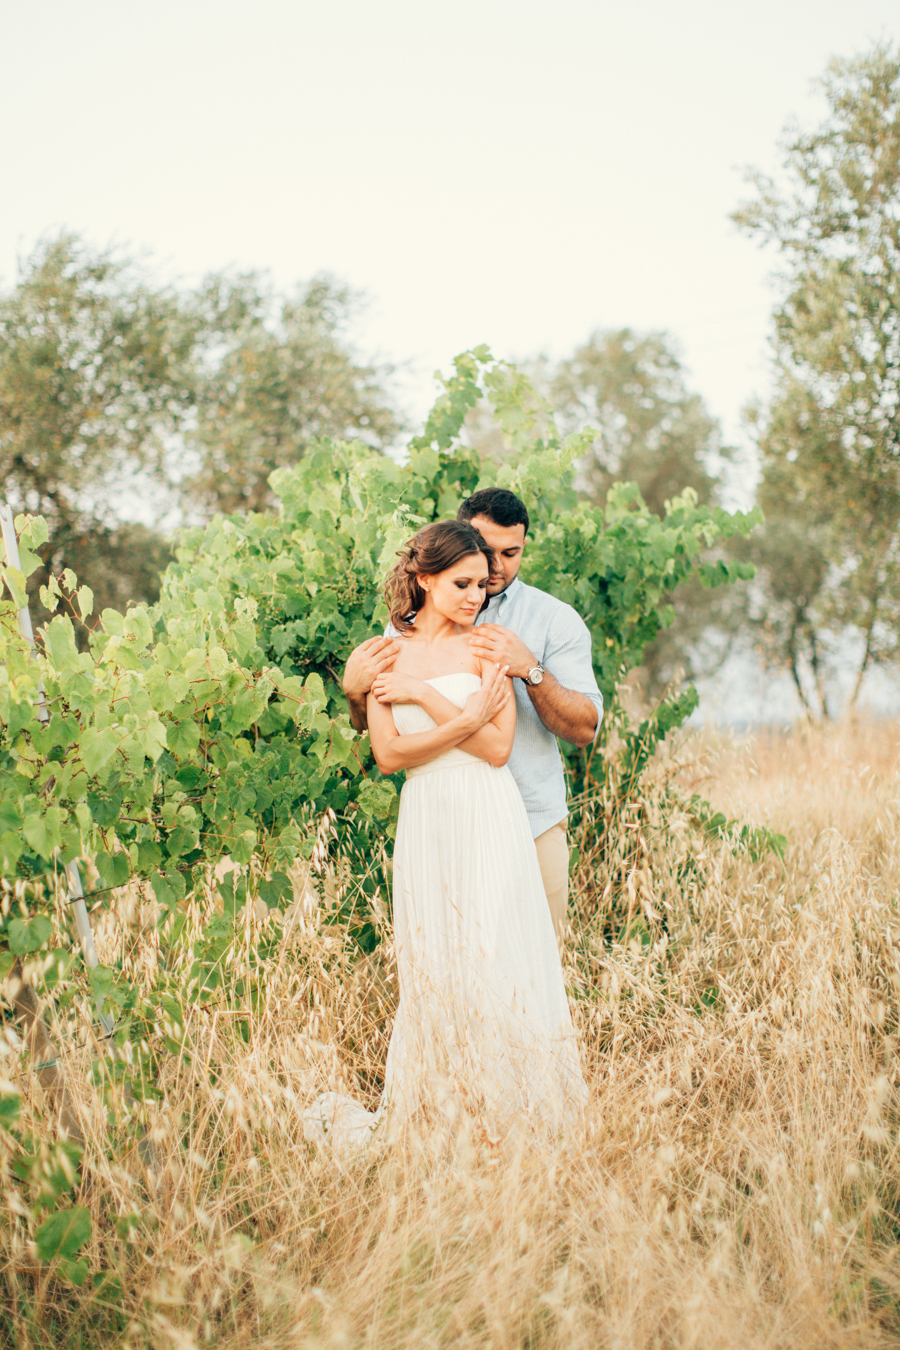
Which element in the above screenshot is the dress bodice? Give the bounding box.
[394,672,482,777]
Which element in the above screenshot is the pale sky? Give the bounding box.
[2,0,898,489]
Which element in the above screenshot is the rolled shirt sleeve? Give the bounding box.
[542,607,604,742]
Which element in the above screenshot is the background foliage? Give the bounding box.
[734,43,900,716]
[0,38,898,1343]
[0,347,763,1102]
[0,236,402,636]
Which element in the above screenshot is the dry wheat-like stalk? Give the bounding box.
[2,719,900,1348]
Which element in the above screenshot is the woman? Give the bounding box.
[304,521,587,1147]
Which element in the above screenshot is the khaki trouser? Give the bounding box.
[534,820,569,947]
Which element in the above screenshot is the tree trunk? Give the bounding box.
[808,626,831,720]
[7,963,83,1144]
[849,586,880,709]
[787,617,815,718]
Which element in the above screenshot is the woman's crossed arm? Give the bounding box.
[367,664,514,774]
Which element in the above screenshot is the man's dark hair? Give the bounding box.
[457,487,529,535]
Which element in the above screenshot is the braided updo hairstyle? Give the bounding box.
[384,520,494,633]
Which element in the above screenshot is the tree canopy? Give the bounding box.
[735,42,900,714]
[0,235,191,625]
[546,330,734,696]
[180,272,402,516]
[0,235,402,630]
[550,329,723,515]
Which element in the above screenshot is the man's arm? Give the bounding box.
[342,636,400,732]
[523,669,598,747]
[468,620,601,748]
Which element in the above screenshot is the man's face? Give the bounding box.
[468,515,526,596]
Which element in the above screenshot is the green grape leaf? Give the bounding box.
[151,874,177,914]
[167,719,201,757]
[94,851,130,888]
[2,564,26,608]
[86,787,124,828]
[35,1206,92,1263]
[76,586,94,620]
[0,1088,21,1127]
[356,779,398,821]
[7,914,54,954]
[0,832,23,872]
[22,807,65,860]
[81,727,120,777]
[0,799,22,833]
[89,964,127,1014]
[59,1256,90,1287]
[259,871,292,909]
[137,840,163,870]
[17,514,49,548]
[43,616,79,670]
[7,697,37,739]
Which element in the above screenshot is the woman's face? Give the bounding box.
[419,552,489,625]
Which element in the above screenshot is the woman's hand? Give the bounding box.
[371,672,429,705]
[462,664,511,730]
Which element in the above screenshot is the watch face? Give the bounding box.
[528,666,544,686]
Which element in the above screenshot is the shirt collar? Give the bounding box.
[489,576,522,608]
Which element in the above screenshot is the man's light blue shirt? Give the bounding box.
[475,577,603,838]
[387,576,603,838]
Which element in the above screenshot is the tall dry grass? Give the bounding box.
[3,718,900,1348]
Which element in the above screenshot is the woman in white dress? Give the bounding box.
[305,521,587,1147]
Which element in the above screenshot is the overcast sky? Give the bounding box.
[3,0,898,491]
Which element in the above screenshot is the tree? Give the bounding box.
[0,234,193,627]
[179,272,403,515]
[547,330,735,696]
[734,43,900,715]
[549,329,723,514]
[0,237,404,628]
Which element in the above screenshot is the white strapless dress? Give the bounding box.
[304,673,587,1147]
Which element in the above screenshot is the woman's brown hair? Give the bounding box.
[384,520,494,632]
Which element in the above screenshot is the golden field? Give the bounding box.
[3,717,900,1349]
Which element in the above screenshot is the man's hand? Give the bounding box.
[468,624,536,680]
[343,636,400,699]
[343,636,399,732]
[471,625,599,747]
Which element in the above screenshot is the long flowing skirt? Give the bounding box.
[303,748,587,1149]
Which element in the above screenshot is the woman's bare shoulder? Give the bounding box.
[390,633,422,674]
[450,633,482,676]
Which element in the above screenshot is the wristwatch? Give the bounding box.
[524,664,545,687]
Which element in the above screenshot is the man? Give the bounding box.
[342,487,603,942]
